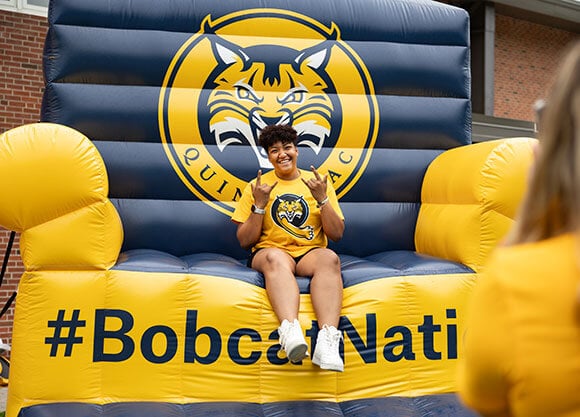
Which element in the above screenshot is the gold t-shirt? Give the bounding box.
[458,233,580,417]
[231,169,344,258]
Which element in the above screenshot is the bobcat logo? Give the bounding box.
[203,21,339,169]
[160,9,378,215]
[272,194,314,240]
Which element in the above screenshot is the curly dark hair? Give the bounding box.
[258,125,297,151]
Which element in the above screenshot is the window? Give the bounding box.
[0,0,17,8]
[27,0,48,6]
[22,0,48,10]
[0,0,48,16]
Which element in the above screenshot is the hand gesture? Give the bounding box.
[251,170,277,208]
[301,165,328,203]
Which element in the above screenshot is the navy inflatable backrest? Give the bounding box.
[41,0,470,259]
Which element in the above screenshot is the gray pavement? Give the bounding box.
[0,385,6,412]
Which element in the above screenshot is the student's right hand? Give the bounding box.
[251,170,277,209]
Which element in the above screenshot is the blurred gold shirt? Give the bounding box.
[458,233,580,417]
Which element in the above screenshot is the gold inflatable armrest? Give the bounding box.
[415,138,536,272]
[0,123,123,271]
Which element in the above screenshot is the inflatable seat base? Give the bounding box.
[17,394,477,417]
[113,249,474,292]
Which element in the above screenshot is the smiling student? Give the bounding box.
[231,124,346,372]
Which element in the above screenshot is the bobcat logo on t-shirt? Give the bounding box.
[272,194,314,240]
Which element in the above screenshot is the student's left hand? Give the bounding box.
[302,165,328,203]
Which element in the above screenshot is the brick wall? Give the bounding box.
[0,10,46,345]
[494,14,578,120]
[0,231,22,347]
[0,11,46,133]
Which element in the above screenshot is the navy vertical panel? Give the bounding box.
[41,0,470,258]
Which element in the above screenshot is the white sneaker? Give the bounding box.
[278,319,309,363]
[312,325,344,372]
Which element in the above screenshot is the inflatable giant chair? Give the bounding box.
[0,0,534,416]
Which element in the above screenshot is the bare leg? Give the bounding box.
[296,248,342,327]
[251,248,299,322]
[252,248,308,362]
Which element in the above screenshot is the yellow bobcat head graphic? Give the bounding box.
[278,198,304,223]
[273,194,314,240]
[203,23,340,169]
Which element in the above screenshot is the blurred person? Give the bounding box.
[458,41,580,417]
[231,124,346,371]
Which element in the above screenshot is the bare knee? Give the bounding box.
[316,248,340,271]
[253,248,295,275]
[297,248,341,278]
